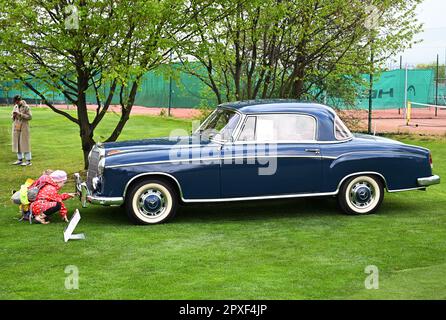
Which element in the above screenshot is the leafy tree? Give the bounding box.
[0,0,207,168]
[416,63,446,82]
[178,0,422,107]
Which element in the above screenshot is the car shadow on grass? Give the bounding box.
[69,205,128,226]
[176,197,344,223]
[71,197,341,226]
[72,195,411,226]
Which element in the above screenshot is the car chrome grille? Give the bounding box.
[87,149,100,189]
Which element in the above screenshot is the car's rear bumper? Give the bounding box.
[74,173,124,207]
[417,175,440,187]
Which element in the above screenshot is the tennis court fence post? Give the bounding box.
[406,101,411,126]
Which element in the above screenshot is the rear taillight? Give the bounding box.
[429,153,433,169]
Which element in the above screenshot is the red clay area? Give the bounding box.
[344,107,446,135]
[46,104,203,118]
[8,103,446,136]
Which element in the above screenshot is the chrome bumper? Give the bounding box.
[417,175,441,187]
[74,173,124,207]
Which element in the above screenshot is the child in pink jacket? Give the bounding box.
[30,170,75,224]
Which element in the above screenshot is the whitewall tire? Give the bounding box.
[125,179,178,225]
[338,175,384,215]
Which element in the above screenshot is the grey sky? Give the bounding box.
[395,0,446,67]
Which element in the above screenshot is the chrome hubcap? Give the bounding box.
[138,189,166,218]
[349,182,374,209]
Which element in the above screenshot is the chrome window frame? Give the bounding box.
[234,112,318,144]
[196,107,354,145]
[196,107,244,144]
[333,115,353,141]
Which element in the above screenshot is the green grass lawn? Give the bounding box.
[0,107,445,300]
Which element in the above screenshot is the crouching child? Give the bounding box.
[30,170,75,224]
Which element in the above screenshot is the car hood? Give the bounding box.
[99,135,220,168]
[101,136,208,154]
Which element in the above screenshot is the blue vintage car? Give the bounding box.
[75,100,440,224]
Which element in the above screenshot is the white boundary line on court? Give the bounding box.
[409,102,446,109]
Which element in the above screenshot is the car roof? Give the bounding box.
[218,99,336,115]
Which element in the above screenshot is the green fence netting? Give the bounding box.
[0,67,439,110]
[356,69,436,110]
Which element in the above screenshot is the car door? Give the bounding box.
[220,114,322,198]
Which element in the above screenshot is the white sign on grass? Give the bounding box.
[63,209,85,242]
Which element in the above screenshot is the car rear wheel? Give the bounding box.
[338,175,384,215]
[125,179,178,225]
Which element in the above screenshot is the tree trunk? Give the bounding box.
[76,68,95,169]
[81,134,96,170]
[292,67,305,99]
[105,81,139,143]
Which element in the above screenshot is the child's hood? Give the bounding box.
[33,175,60,190]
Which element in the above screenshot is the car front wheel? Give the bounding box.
[338,175,384,215]
[125,179,178,225]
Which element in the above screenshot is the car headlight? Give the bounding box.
[98,158,105,176]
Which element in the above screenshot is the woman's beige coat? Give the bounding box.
[11,100,32,153]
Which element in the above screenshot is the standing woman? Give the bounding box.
[11,95,32,166]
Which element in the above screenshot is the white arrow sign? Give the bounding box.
[63,209,85,242]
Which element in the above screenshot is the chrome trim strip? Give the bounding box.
[317,138,352,144]
[232,140,319,144]
[87,195,124,206]
[332,150,426,160]
[182,191,338,203]
[417,175,440,187]
[230,139,351,145]
[106,144,210,153]
[107,154,337,169]
[388,187,426,193]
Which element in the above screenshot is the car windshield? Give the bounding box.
[197,108,240,141]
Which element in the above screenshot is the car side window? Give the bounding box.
[334,116,352,140]
[238,114,316,142]
[238,116,256,141]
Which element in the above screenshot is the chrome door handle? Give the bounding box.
[305,148,320,154]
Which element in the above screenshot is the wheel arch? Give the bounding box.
[336,172,388,193]
[123,172,184,202]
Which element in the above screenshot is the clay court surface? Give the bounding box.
[347,107,446,135]
[10,103,446,135]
